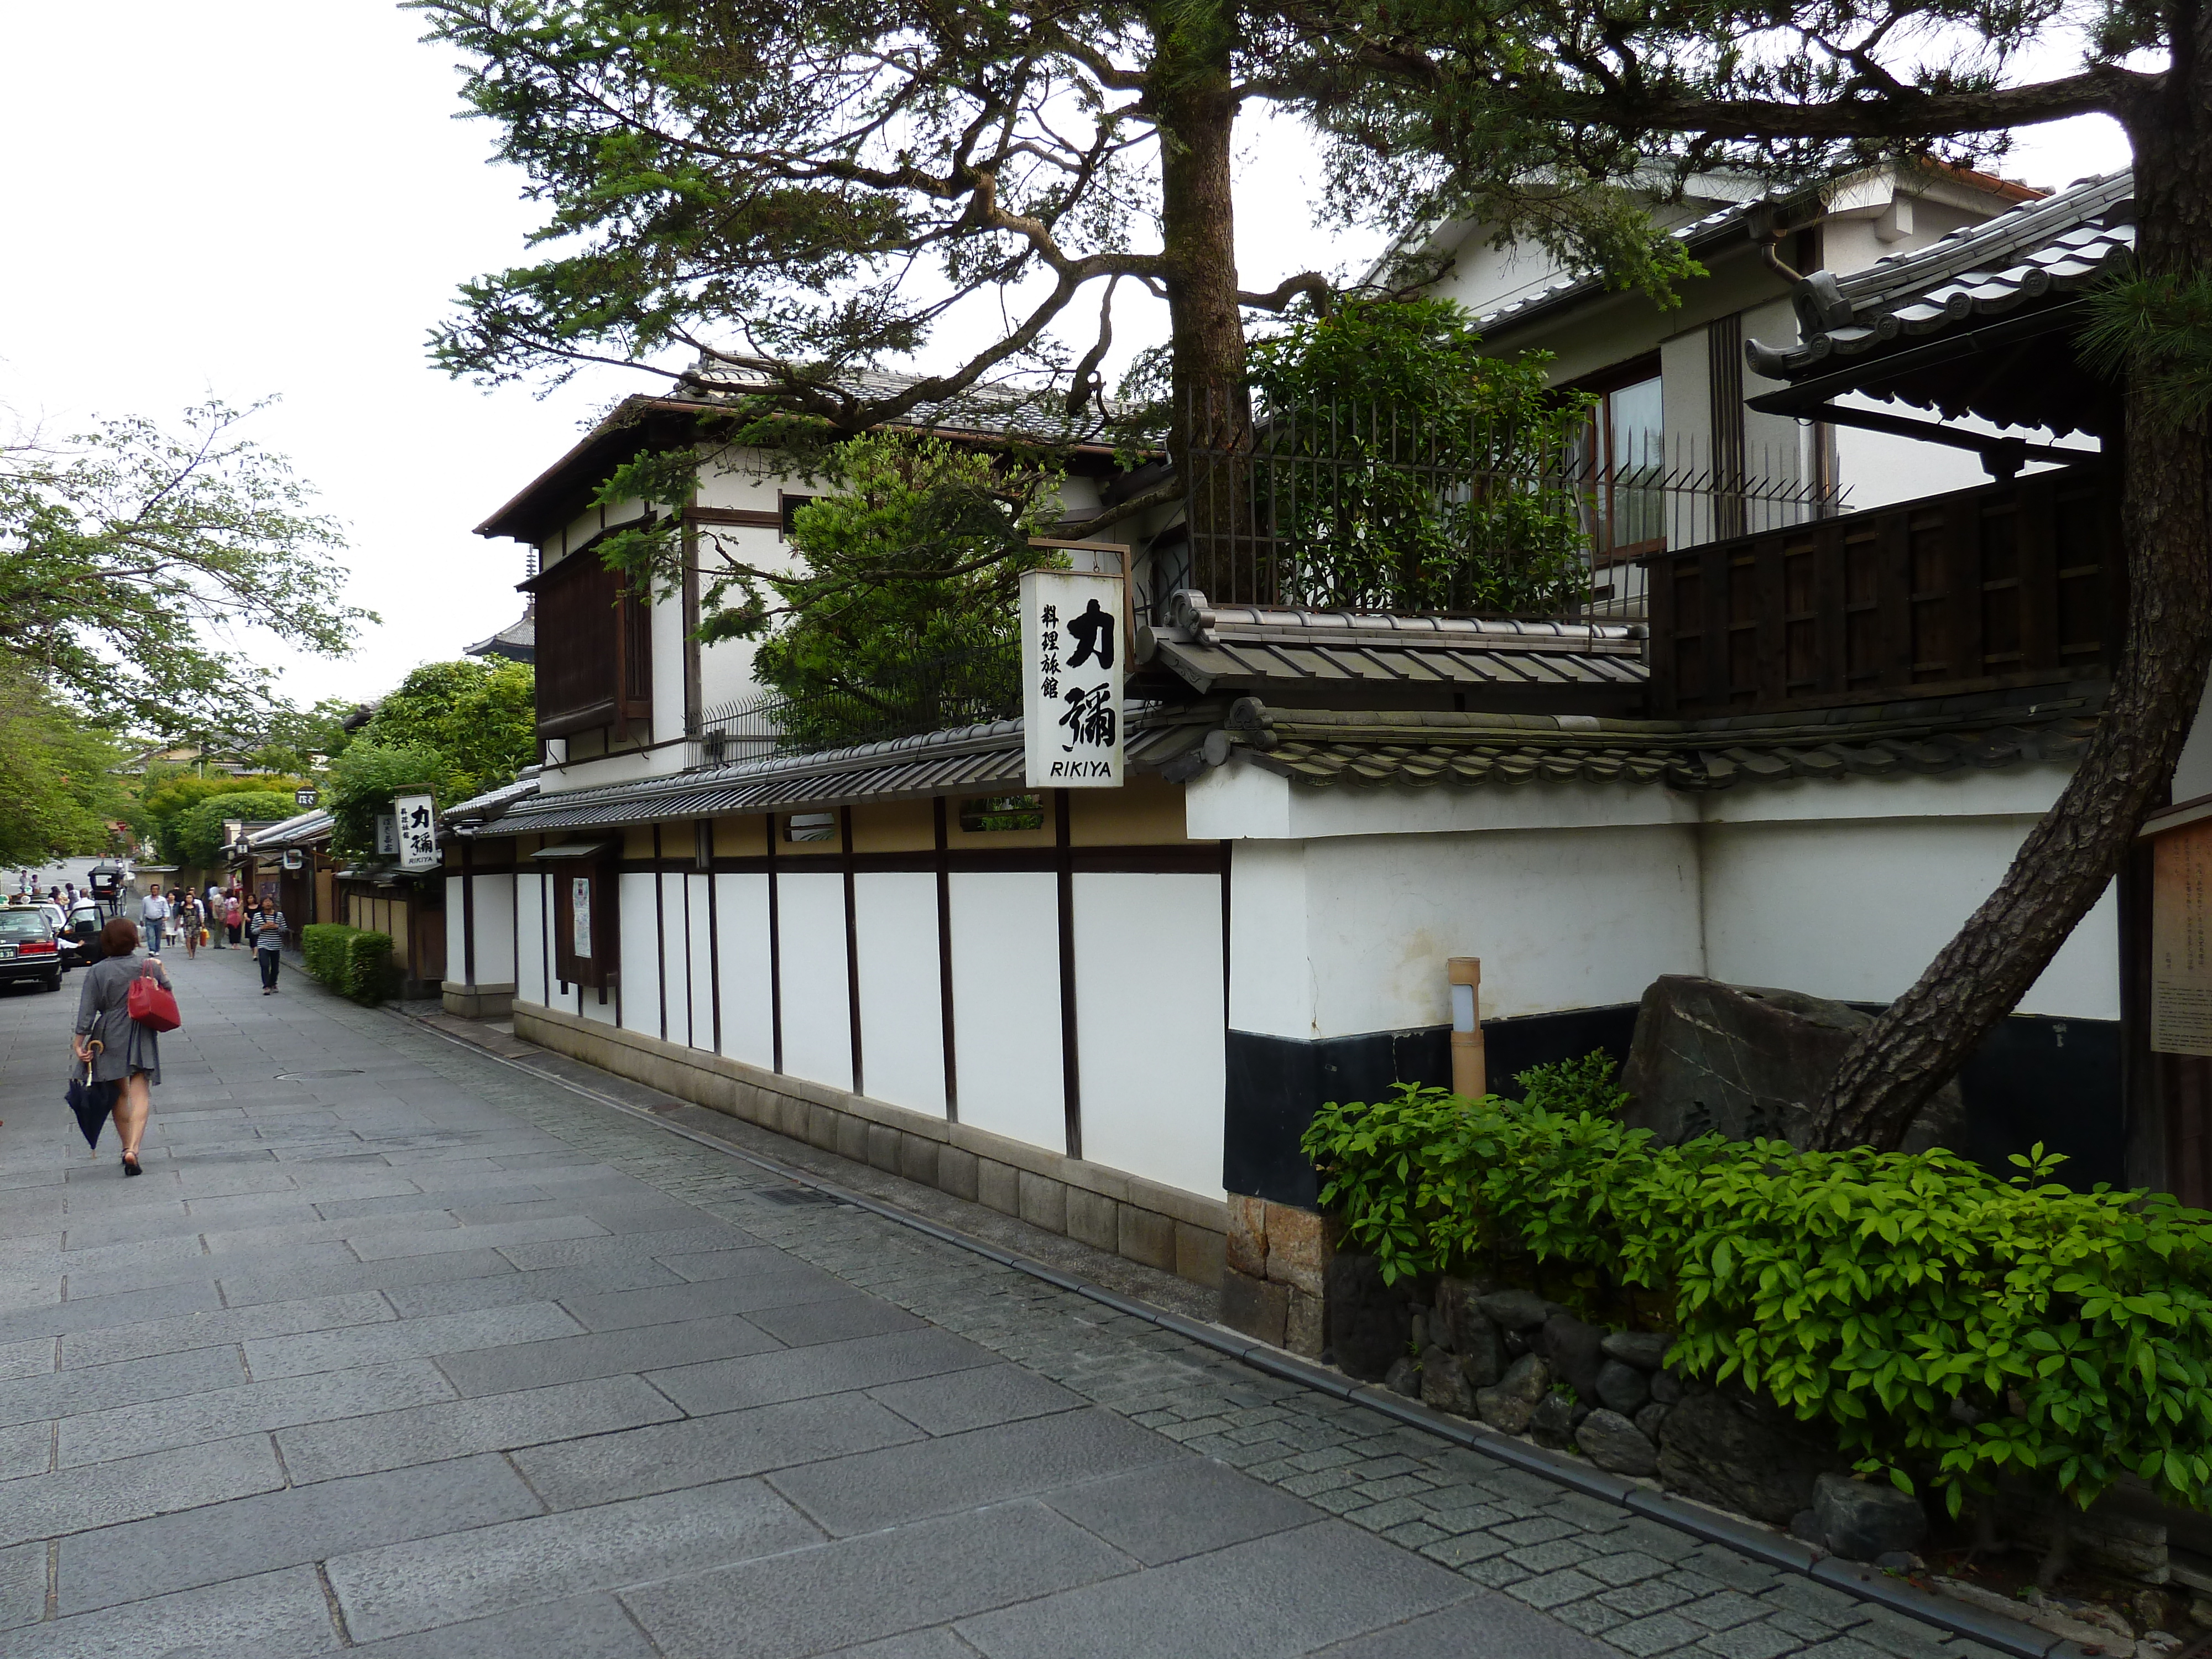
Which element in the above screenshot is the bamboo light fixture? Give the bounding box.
[1448,956,1485,1098]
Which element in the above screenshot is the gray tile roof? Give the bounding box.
[1215,680,2102,793]
[243,809,331,850]
[1747,172,2133,380]
[444,771,544,828]
[488,713,1209,834]
[1149,591,1647,698]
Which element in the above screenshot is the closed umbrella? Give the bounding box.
[65,1041,114,1150]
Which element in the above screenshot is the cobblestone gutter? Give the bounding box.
[385,1005,2083,1659]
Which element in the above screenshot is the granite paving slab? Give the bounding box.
[0,939,2010,1658]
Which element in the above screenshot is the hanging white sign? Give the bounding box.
[1021,568,1124,789]
[394,794,440,872]
[375,815,399,857]
[571,875,593,958]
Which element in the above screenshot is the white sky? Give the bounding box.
[0,3,2134,717]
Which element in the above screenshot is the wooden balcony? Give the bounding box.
[1643,465,2119,717]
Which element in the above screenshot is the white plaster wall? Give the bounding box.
[1072,872,1225,1198]
[444,878,466,987]
[2176,679,2212,806]
[1702,818,2121,1020]
[947,871,1065,1154]
[472,874,518,986]
[1298,826,1704,1035]
[517,872,549,1005]
[853,872,946,1117]
[651,584,688,750]
[777,871,852,1091]
[713,874,775,1068]
[658,874,693,1048]
[685,875,714,1051]
[1225,841,1316,1041]
[1187,758,1697,843]
[617,872,662,1038]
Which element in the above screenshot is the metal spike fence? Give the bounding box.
[1176,390,1844,621]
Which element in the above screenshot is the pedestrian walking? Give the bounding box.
[251,901,287,994]
[71,917,171,1176]
[138,886,169,955]
[178,895,202,958]
[223,894,243,950]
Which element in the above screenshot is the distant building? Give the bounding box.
[466,599,536,665]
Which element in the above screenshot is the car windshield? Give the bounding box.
[0,912,50,938]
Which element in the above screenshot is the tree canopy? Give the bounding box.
[0,666,133,868]
[326,659,538,857]
[140,769,312,867]
[165,789,305,874]
[413,0,1695,477]
[0,400,367,738]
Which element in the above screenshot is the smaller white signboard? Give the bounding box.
[394,794,440,872]
[571,876,593,958]
[375,815,399,857]
[1021,568,1124,789]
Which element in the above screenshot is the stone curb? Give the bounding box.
[384,1005,2071,1659]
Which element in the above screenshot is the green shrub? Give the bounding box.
[300,922,394,1005]
[1302,1059,2212,1519]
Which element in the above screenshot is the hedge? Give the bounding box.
[1301,1057,2212,1519]
[300,923,395,1006]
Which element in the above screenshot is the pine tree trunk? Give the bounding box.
[1147,1,1251,596]
[1811,74,2212,1151]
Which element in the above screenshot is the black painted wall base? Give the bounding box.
[1224,1004,2124,1207]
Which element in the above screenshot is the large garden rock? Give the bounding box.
[1529,1389,1583,1449]
[1421,1345,1477,1416]
[1477,1355,1550,1434]
[1595,1359,1651,1417]
[1326,1253,1411,1382]
[1537,1314,1607,1402]
[1657,1390,1840,1526]
[1813,1473,1927,1563]
[1477,1289,1550,1332]
[1384,1354,1421,1398]
[1620,976,1964,1152]
[1602,1331,1673,1371]
[1578,1409,1661,1477]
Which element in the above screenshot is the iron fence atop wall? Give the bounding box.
[688,642,1022,769]
[1174,394,1843,620]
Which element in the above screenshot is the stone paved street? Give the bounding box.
[0,947,2007,1657]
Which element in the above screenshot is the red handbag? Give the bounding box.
[127,968,181,1032]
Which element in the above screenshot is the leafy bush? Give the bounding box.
[1302,1059,2212,1519]
[300,923,394,1005]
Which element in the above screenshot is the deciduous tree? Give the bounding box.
[0,400,367,735]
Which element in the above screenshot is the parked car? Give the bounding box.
[0,908,64,992]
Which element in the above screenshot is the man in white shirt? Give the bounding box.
[139,888,170,954]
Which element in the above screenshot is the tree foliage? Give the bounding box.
[352,660,536,804]
[0,401,367,737]
[1242,298,1594,613]
[140,770,311,866]
[166,790,305,873]
[324,659,538,857]
[755,433,1065,746]
[0,667,132,867]
[412,0,1700,466]
[1306,1074,2212,1521]
[327,743,456,860]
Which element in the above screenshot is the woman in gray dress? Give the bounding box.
[71,917,171,1176]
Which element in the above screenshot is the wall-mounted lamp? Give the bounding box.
[1448,957,1485,1099]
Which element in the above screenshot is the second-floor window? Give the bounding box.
[529,538,654,739]
[1574,364,1667,564]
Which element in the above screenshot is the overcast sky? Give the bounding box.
[0,3,2135,717]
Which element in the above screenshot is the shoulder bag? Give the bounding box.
[127,966,181,1032]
